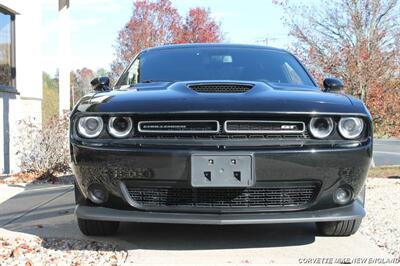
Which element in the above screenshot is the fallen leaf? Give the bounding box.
[11,247,22,258]
[20,243,31,250]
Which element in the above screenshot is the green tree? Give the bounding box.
[42,72,59,124]
[96,68,109,77]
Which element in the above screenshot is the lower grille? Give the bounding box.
[127,184,319,211]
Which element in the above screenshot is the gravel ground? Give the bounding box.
[0,230,127,265]
[359,177,400,258]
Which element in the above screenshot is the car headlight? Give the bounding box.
[108,117,133,138]
[309,117,334,139]
[338,117,364,139]
[77,116,103,138]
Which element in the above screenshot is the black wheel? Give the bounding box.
[77,218,120,236]
[75,183,119,236]
[317,219,362,236]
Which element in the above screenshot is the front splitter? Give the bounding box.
[75,201,365,225]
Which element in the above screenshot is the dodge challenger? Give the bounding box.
[70,44,372,236]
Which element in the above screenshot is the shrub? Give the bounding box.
[15,114,71,180]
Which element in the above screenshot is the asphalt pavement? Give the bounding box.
[373,139,400,166]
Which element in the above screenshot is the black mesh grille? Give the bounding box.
[188,84,253,93]
[137,133,310,140]
[225,121,305,133]
[127,184,319,210]
[137,119,310,140]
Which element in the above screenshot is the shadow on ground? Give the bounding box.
[1,184,316,252]
[116,222,316,250]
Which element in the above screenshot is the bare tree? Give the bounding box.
[275,0,400,102]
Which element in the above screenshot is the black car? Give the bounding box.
[70,44,372,236]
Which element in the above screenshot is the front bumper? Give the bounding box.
[70,134,372,226]
[75,200,365,225]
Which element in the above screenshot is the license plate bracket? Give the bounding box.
[191,155,253,187]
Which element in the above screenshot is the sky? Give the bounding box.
[42,0,292,75]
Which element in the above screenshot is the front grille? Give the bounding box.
[127,184,319,211]
[91,114,314,146]
[188,83,253,93]
[136,119,311,140]
[225,120,305,134]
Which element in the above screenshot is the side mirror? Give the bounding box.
[90,76,110,92]
[323,77,344,92]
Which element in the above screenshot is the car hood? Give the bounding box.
[75,81,366,114]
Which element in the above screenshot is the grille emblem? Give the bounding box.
[281,125,297,130]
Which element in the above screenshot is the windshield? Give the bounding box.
[116,47,316,88]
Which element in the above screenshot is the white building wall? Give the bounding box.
[0,0,43,173]
[0,97,4,173]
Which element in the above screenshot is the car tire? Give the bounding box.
[77,218,120,236]
[316,219,362,236]
[74,183,120,236]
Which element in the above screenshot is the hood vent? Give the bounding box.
[188,83,254,93]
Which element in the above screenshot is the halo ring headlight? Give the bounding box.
[309,117,334,139]
[338,117,364,139]
[77,116,103,138]
[108,117,133,138]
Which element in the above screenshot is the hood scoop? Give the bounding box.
[188,83,254,93]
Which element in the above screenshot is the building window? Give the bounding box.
[0,8,15,89]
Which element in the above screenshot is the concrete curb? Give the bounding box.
[374,139,400,145]
[0,228,41,242]
[0,184,26,204]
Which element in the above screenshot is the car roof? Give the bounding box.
[142,43,289,53]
